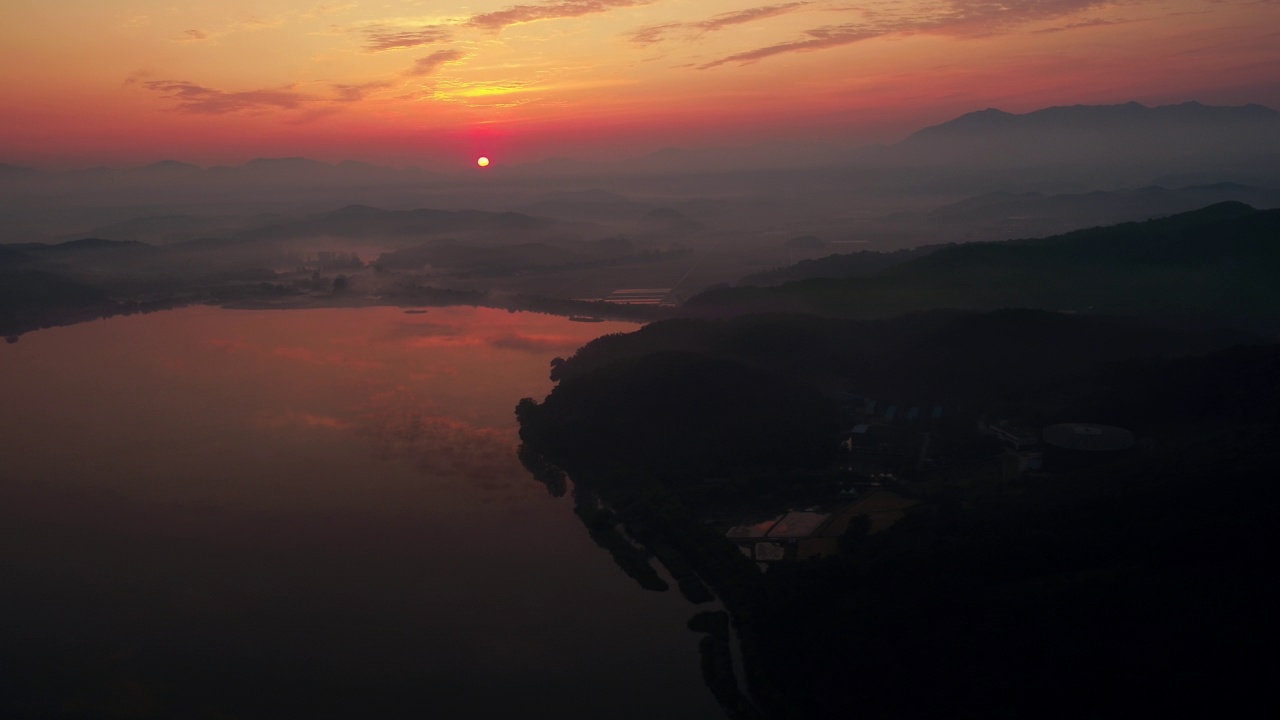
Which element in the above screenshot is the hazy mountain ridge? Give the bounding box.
[905,101,1278,140]
[6,204,576,269]
[8,200,1279,342]
[737,246,941,286]
[688,202,1280,329]
[928,183,1280,224]
[374,240,581,273]
[876,101,1280,191]
[237,204,550,242]
[899,101,1280,155]
[546,308,1251,397]
[3,100,1278,251]
[0,163,40,178]
[2,100,1273,184]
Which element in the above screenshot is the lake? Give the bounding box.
[0,306,721,719]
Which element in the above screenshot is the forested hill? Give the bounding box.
[518,308,1280,719]
[685,202,1280,329]
[547,309,1249,403]
[737,246,938,286]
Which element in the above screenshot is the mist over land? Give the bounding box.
[5,101,1280,340]
[4,97,1280,718]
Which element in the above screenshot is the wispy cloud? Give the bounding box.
[362,25,452,51]
[182,29,208,42]
[1032,16,1132,34]
[168,24,471,111]
[122,70,153,87]
[241,15,285,30]
[700,0,1110,68]
[468,0,653,32]
[700,23,877,68]
[408,49,467,77]
[143,80,317,114]
[432,77,536,102]
[627,22,681,44]
[629,3,812,45]
[698,2,812,32]
[332,81,394,102]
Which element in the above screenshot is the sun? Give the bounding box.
[476,156,490,168]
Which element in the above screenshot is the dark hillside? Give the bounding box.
[544,309,1257,442]
[738,246,937,286]
[521,351,840,480]
[240,206,549,241]
[518,309,1280,719]
[686,203,1280,329]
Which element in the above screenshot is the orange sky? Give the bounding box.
[2,0,1278,168]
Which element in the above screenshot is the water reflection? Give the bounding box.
[0,306,720,719]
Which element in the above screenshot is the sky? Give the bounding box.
[2,0,1278,168]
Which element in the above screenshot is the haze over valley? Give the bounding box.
[4,0,1280,717]
[6,101,1280,342]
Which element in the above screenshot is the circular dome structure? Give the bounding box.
[1041,423,1135,452]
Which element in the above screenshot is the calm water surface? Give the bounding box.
[0,306,720,719]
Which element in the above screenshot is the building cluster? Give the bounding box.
[724,489,920,570]
[719,389,1140,569]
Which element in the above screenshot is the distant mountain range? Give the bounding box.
[18,156,434,184]
[902,101,1277,145]
[918,182,1280,238]
[866,101,1280,191]
[0,197,567,247]
[512,101,1280,182]
[0,205,562,276]
[3,100,1278,247]
[237,204,547,241]
[893,101,1279,166]
[3,101,1275,181]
